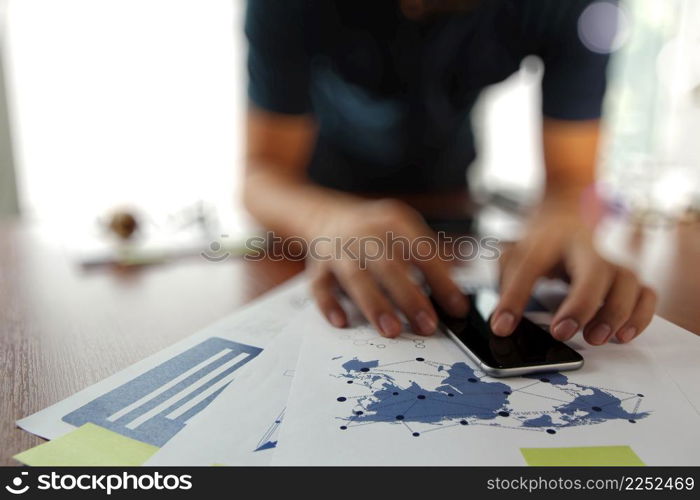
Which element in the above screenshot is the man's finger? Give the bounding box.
[310,267,347,328]
[551,254,614,341]
[372,261,438,336]
[492,243,559,336]
[402,223,468,318]
[335,263,403,338]
[582,267,639,345]
[615,286,657,344]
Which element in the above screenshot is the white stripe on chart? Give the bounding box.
[107,348,233,423]
[125,352,250,430]
[166,370,237,422]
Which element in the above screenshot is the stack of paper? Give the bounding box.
[14,270,700,466]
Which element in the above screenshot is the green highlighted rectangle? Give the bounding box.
[521,445,645,466]
[14,423,159,466]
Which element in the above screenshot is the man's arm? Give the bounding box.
[243,107,351,240]
[542,118,599,199]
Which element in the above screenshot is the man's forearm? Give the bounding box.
[539,117,602,220]
[243,165,359,240]
[542,118,600,200]
[244,108,362,239]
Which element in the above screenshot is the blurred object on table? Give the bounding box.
[76,201,253,269]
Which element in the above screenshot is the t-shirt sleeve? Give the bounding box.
[537,0,615,120]
[245,0,311,114]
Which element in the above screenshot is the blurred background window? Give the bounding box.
[472,0,700,221]
[602,0,700,221]
[0,0,18,215]
[1,0,698,238]
[3,0,249,245]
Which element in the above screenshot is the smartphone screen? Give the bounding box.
[434,290,583,375]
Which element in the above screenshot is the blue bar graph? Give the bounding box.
[63,337,262,446]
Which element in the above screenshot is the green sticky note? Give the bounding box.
[521,445,645,466]
[14,423,159,466]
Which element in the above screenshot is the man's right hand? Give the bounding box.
[307,198,469,338]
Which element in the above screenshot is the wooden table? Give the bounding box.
[1,216,698,465]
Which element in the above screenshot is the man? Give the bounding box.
[243,0,656,345]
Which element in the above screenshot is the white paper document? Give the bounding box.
[142,274,570,465]
[16,276,310,447]
[146,324,303,465]
[272,308,700,466]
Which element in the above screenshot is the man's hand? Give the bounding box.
[490,118,658,346]
[308,199,469,338]
[491,206,657,345]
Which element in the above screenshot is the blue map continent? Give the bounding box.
[342,359,509,423]
[338,357,649,431]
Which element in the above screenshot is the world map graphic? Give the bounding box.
[334,357,649,437]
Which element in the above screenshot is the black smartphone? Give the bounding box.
[433,290,584,377]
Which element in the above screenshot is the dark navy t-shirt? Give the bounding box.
[246,0,612,193]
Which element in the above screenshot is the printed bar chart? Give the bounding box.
[63,337,262,446]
